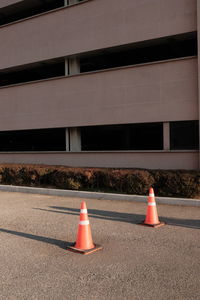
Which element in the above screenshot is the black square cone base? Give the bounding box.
[139,221,166,228]
[66,243,102,255]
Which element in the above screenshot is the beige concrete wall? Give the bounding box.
[0,151,197,170]
[0,0,197,69]
[0,58,198,131]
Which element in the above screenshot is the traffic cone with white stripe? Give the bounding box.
[141,187,165,228]
[66,201,102,254]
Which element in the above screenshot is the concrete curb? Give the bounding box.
[0,184,199,207]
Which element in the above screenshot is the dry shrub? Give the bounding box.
[151,170,200,198]
[122,170,155,195]
[0,164,198,198]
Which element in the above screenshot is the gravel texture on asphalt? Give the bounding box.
[0,191,199,300]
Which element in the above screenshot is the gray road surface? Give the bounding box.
[0,191,199,300]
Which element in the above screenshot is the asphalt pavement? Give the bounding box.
[0,191,199,300]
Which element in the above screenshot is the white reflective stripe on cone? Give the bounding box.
[79,220,90,225]
[148,202,156,206]
[80,209,87,214]
[149,193,154,197]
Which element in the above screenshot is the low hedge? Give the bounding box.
[0,164,199,198]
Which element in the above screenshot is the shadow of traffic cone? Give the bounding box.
[66,201,102,255]
[140,187,165,228]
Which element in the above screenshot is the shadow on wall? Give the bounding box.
[33,206,200,230]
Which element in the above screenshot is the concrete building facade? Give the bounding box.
[0,0,199,169]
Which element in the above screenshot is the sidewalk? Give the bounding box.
[0,184,199,206]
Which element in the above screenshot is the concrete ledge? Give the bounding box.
[0,184,199,207]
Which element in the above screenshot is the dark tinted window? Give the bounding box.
[81,123,163,151]
[0,60,65,87]
[170,121,199,150]
[0,0,64,26]
[0,128,66,151]
[80,32,197,73]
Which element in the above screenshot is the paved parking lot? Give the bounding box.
[0,191,199,300]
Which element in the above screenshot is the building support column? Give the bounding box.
[65,128,70,151]
[69,128,81,152]
[65,56,81,151]
[65,57,80,76]
[163,122,170,150]
[69,57,80,75]
[197,1,200,168]
[69,0,79,4]
[64,0,79,6]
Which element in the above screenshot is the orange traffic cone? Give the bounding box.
[141,188,165,228]
[66,201,102,254]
